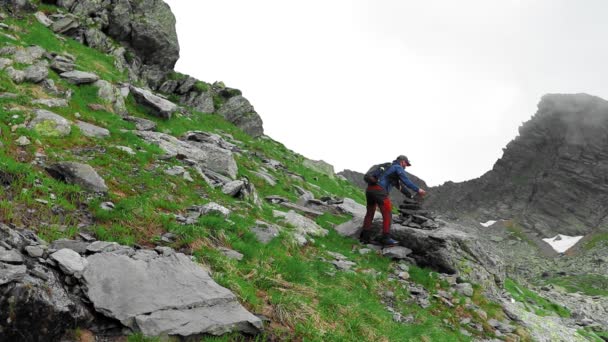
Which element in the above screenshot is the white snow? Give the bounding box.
[480,220,497,227]
[542,234,584,253]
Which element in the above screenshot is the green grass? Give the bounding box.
[544,274,608,297]
[583,232,608,251]
[505,278,570,318]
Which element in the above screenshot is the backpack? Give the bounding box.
[363,162,392,185]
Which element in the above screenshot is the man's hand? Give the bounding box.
[418,189,427,197]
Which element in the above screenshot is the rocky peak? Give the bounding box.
[427,93,608,237]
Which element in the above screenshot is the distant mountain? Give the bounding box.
[426,93,608,237]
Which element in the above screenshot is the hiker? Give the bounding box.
[360,155,426,246]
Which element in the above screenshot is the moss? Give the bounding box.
[33,120,63,137]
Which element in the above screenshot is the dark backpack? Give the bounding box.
[363,162,391,185]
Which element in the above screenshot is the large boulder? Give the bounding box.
[45,162,108,193]
[216,95,264,137]
[83,252,262,338]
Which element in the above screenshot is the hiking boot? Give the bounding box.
[359,229,373,244]
[380,235,399,247]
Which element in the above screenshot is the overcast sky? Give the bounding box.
[164,0,608,186]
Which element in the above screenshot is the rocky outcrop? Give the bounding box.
[427,94,608,237]
[0,224,263,341]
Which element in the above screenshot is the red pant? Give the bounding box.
[363,185,392,234]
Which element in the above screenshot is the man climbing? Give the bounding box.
[360,155,426,246]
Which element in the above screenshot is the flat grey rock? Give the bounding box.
[83,253,262,337]
[0,262,27,285]
[76,120,110,138]
[382,246,413,259]
[124,116,156,131]
[50,248,88,275]
[250,221,280,244]
[60,71,99,85]
[0,246,24,264]
[130,86,177,119]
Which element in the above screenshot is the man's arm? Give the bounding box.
[396,167,420,193]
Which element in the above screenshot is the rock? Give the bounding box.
[382,246,413,259]
[0,57,12,69]
[27,109,71,137]
[0,246,24,264]
[50,239,89,254]
[76,120,110,138]
[124,115,156,131]
[51,15,80,35]
[115,146,135,155]
[332,259,356,271]
[50,248,88,275]
[0,268,91,341]
[93,80,127,116]
[59,71,99,85]
[6,66,24,83]
[222,180,244,196]
[335,198,375,218]
[86,241,120,253]
[13,46,46,64]
[34,11,53,26]
[50,55,75,73]
[130,85,177,119]
[216,95,264,137]
[0,262,26,285]
[200,202,231,217]
[250,221,280,244]
[45,162,108,193]
[135,130,238,179]
[31,98,68,107]
[273,210,328,237]
[15,136,31,146]
[83,252,262,337]
[455,283,474,297]
[218,247,244,261]
[24,245,45,258]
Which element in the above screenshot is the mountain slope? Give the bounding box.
[0,1,606,341]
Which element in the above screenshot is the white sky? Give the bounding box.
[164,0,608,186]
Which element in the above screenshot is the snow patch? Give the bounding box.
[480,220,497,227]
[542,234,584,253]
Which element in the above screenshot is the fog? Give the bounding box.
[164,0,608,186]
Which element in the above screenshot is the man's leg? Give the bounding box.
[379,197,398,246]
[379,196,392,234]
[361,190,378,243]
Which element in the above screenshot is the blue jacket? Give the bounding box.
[378,162,420,194]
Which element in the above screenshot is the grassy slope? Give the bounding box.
[0,10,580,342]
